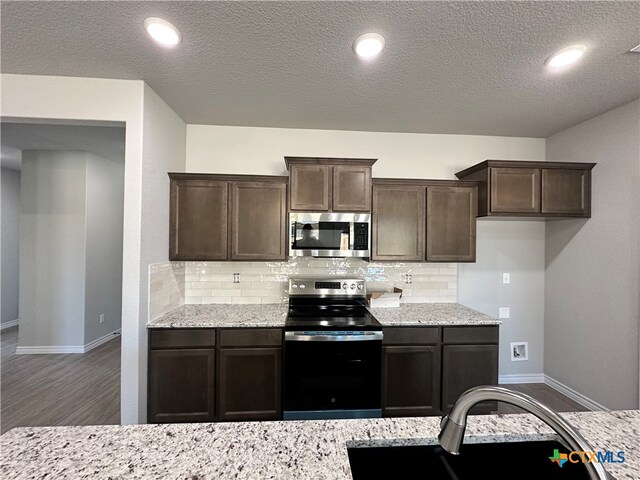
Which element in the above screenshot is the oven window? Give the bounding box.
[292,221,350,250]
[284,340,381,412]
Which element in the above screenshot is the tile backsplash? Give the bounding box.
[149,258,457,321]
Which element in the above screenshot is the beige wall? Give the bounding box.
[185,124,546,377]
[545,99,640,409]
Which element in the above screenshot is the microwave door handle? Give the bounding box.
[349,222,355,250]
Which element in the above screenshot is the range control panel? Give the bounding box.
[289,278,366,296]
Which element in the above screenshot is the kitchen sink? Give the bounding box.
[347,439,591,479]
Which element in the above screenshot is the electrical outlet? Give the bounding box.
[233,273,240,284]
[502,272,510,284]
[499,307,510,319]
[99,313,105,324]
[405,274,412,284]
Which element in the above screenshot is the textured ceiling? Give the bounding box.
[1,123,126,169]
[1,1,639,137]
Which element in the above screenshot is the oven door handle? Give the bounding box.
[285,331,383,342]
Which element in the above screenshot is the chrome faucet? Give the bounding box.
[438,386,609,480]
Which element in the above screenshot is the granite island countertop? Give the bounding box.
[148,303,499,328]
[1,410,637,479]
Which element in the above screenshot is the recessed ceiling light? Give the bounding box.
[353,33,385,59]
[546,44,587,68]
[144,17,181,47]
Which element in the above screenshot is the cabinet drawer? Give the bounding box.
[383,327,439,345]
[443,326,498,344]
[219,328,282,347]
[150,329,216,349]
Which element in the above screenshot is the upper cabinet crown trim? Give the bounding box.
[168,172,289,183]
[455,160,596,178]
[284,156,377,169]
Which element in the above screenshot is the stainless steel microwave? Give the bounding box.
[289,212,371,258]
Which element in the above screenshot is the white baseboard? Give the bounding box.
[499,373,545,384]
[544,374,609,412]
[15,329,121,355]
[1,319,19,330]
[84,329,121,352]
[16,345,85,354]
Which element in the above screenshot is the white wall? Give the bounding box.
[0,74,184,423]
[458,221,545,379]
[545,99,640,410]
[1,166,21,326]
[186,124,546,377]
[84,152,124,345]
[138,84,187,417]
[19,151,87,348]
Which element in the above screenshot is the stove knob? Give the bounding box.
[350,283,356,290]
[291,284,298,290]
[342,283,348,290]
[357,284,363,290]
[299,284,306,290]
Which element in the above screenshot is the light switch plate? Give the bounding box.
[502,272,510,284]
[499,307,510,319]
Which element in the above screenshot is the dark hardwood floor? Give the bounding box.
[1,326,120,435]
[496,382,588,414]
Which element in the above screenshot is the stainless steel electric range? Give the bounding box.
[283,277,383,420]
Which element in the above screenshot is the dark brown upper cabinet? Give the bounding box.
[372,179,478,263]
[372,184,425,261]
[230,182,287,260]
[455,160,595,218]
[426,186,477,262]
[168,173,288,261]
[169,178,228,260]
[285,157,376,212]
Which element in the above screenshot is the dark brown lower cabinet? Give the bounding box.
[441,344,498,415]
[218,347,282,421]
[148,348,216,423]
[382,346,441,416]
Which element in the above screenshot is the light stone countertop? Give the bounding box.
[148,303,288,328]
[368,303,500,326]
[147,303,499,328]
[1,410,637,479]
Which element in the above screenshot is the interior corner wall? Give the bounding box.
[84,152,125,345]
[1,166,22,326]
[18,150,87,348]
[140,84,187,419]
[186,124,547,378]
[545,99,640,409]
[1,73,146,423]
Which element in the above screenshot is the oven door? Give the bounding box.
[283,331,382,420]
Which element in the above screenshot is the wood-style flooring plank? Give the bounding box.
[1,326,120,434]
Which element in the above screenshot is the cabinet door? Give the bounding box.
[169,179,228,260]
[541,169,591,216]
[441,344,498,414]
[372,185,425,261]
[426,186,476,262]
[382,346,441,417]
[230,182,287,260]
[148,349,215,423]
[490,168,540,214]
[218,348,282,421]
[289,164,331,211]
[333,165,372,212]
